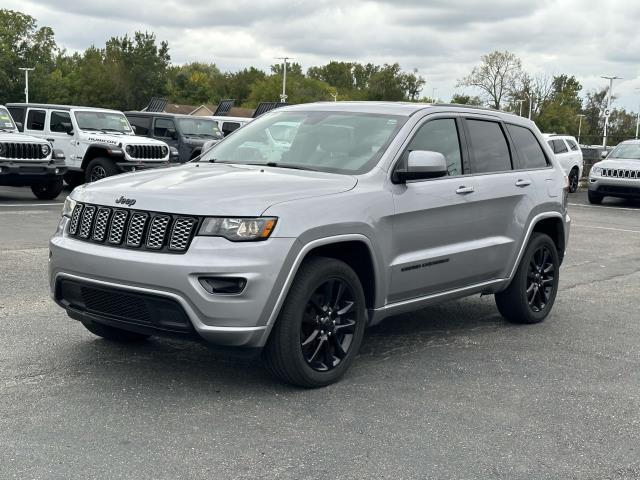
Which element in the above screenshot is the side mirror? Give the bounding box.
[167,128,178,140]
[15,121,23,132]
[130,125,137,134]
[601,150,608,159]
[394,150,448,183]
[62,122,73,135]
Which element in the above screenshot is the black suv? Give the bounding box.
[125,112,224,163]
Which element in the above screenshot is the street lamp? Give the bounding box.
[275,57,292,103]
[431,87,438,102]
[635,87,640,140]
[18,67,35,103]
[525,93,534,119]
[577,114,586,144]
[516,99,525,117]
[601,75,621,148]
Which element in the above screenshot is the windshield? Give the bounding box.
[176,118,223,138]
[0,107,16,131]
[199,111,405,174]
[608,143,640,160]
[74,110,132,133]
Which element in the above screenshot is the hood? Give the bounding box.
[72,162,358,216]
[81,131,167,147]
[594,158,640,170]
[0,131,49,144]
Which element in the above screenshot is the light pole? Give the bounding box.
[275,57,292,103]
[635,88,640,140]
[516,99,525,117]
[331,92,338,102]
[577,114,586,144]
[601,75,621,148]
[526,93,533,120]
[18,67,35,103]
[431,87,438,102]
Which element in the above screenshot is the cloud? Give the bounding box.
[3,0,640,109]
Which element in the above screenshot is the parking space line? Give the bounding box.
[569,203,639,212]
[0,203,64,208]
[572,224,640,234]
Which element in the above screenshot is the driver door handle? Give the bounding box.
[456,185,475,194]
[515,179,532,187]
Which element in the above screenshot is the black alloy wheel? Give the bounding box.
[568,168,579,193]
[300,278,358,372]
[526,245,556,313]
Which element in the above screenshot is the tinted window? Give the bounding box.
[466,119,511,173]
[7,107,25,129]
[567,139,579,151]
[128,116,151,135]
[222,122,241,136]
[154,118,176,137]
[26,109,46,131]
[552,139,568,154]
[50,111,71,133]
[506,124,548,169]
[402,118,462,176]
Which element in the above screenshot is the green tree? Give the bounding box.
[223,67,266,106]
[167,62,225,105]
[0,9,58,103]
[451,93,483,106]
[246,74,335,106]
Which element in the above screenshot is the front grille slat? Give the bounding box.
[126,144,164,160]
[0,142,44,159]
[601,168,640,178]
[69,202,198,253]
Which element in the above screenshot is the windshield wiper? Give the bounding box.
[246,162,319,172]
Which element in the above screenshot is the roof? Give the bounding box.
[6,103,122,113]
[124,111,220,120]
[278,101,517,117]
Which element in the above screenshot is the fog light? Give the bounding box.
[199,277,247,294]
[54,168,60,174]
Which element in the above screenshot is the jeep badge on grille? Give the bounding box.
[115,196,136,207]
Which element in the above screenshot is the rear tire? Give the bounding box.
[568,167,579,193]
[264,257,367,388]
[30,178,63,200]
[63,171,84,188]
[495,232,559,324]
[81,319,150,343]
[85,157,119,183]
[588,190,603,204]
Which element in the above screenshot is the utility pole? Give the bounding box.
[577,114,586,144]
[275,57,292,103]
[19,67,35,103]
[601,76,621,148]
[517,99,525,117]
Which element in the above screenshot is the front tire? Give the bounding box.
[495,232,559,324]
[264,257,367,388]
[588,190,603,204]
[85,157,119,183]
[81,319,150,343]
[568,167,579,193]
[30,178,63,200]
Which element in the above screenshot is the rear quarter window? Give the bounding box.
[552,139,568,154]
[506,124,549,169]
[566,139,580,151]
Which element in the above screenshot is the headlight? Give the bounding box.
[590,166,602,176]
[41,144,51,156]
[125,145,133,155]
[61,197,77,218]
[198,217,277,241]
[161,146,169,156]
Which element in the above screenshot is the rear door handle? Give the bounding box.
[456,185,475,194]
[515,179,531,187]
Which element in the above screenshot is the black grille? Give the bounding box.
[127,145,165,159]
[0,142,47,159]
[68,203,199,253]
[602,168,640,179]
[58,279,193,333]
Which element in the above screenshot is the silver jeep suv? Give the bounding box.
[49,102,570,387]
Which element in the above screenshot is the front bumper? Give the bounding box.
[116,160,170,173]
[0,159,66,186]
[49,217,298,348]
[588,176,640,198]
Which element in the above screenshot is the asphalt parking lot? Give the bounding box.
[0,186,638,480]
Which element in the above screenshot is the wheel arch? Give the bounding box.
[81,144,122,170]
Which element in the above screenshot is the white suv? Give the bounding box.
[543,134,583,192]
[7,103,171,187]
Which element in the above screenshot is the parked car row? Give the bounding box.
[542,134,583,193]
[2,102,253,196]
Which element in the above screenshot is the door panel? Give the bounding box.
[46,110,77,167]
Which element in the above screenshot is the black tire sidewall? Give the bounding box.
[31,178,63,200]
[569,168,579,193]
[516,233,560,323]
[268,257,367,387]
[85,157,118,183]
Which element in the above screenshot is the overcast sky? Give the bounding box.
[7,0,640,110]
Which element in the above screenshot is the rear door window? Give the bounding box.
[466,119,512,173]
[566,139,580,151]
[552,139,568,154]
[26,109,46,131]
[506,124,548,169]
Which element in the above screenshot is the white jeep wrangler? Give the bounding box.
[0,104,66,199]
[7,103,171,187]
